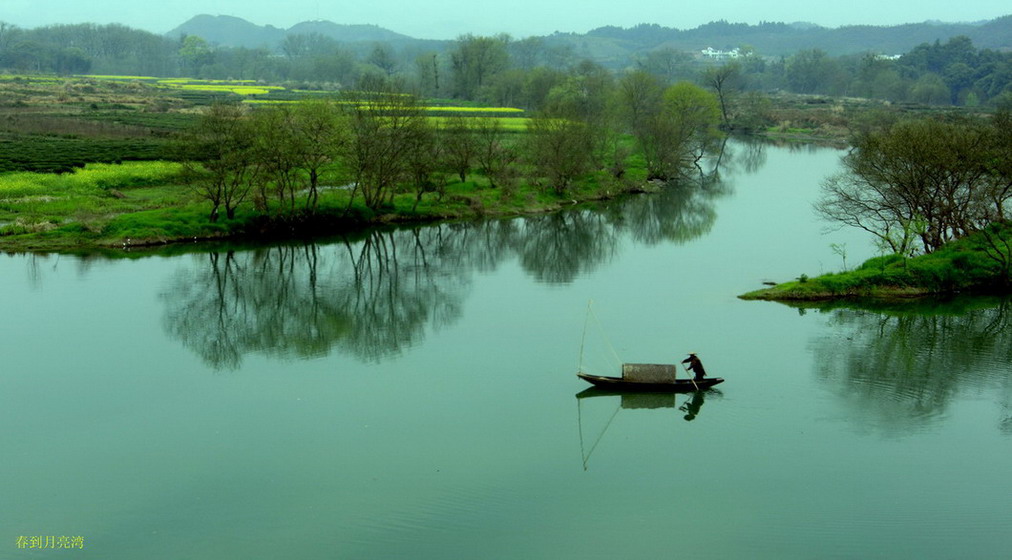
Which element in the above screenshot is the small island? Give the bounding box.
[740,224,1012,301]
[742,112,1012,301]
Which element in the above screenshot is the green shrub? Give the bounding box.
[859,253,904,270]
[102,206,225,239]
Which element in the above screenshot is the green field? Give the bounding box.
[0,74,530,174]
[0,159,635,252]
[0,74,645,252]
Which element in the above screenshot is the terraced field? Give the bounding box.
[0,75,529,175]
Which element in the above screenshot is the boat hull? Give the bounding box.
[577,372,724,392]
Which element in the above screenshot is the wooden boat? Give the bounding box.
[577,372,724,392]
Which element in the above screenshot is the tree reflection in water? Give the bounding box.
[800,297,1012,433]
[160,232,471,369]
[160,157,745,370]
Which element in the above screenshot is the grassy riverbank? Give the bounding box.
[753,92,986,146]
[1,73,989,254]
[740,222,1012,301]
[0,74,618,252]
[0,158,652,252]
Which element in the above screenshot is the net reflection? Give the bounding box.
[575,388,722,470]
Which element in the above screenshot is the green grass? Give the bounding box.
[0,161,191,243]
[740,224,1012,300]
[0,150,655,252]
[0,161,184,194]
[101,205,231,241]
[0,75,649,252]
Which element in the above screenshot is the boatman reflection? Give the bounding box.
[681,352,706,381]
[680,391,705,421]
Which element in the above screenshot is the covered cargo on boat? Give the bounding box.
[621,363,678,383]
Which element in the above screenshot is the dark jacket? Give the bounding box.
[681,355,706,379]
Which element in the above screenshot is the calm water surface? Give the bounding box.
[2,141,1010,559]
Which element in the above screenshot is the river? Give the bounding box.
[2,140,1009,559]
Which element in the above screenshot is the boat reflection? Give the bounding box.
[578,387,679,409]
[575,388,722,469]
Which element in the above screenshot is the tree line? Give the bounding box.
[748,36,1012,107]
[2,21,1011,108]
[816,110,1012,257]
[163,176,725,369]
[178,76,722,222]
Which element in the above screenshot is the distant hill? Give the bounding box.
[286,21,412,43]
[579,17,1012,57]
[165,14,1012,60]
[167,14,416,49]
[167,14,285,48]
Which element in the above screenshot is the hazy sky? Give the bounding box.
[2,0,1009,39]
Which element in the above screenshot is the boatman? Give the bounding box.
[681,352,706,381]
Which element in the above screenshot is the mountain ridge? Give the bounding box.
[166,14,419,48]
[165,13,1012,56]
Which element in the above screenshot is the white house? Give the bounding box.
[701,47,742,60]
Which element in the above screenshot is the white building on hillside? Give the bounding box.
[701,47,743,60]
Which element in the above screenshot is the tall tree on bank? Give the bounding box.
[250,107,301,215]
[246,100,348,216]
[525,110,593,194]
[471,116,519,189]
[702,61,742,128]
[181,104,260,221]
[816,115,1012,255]
[440,114,478,183]
[343,91,430,211]
[288,99,348,211]
[631,81,721,180]
[617,70,665,136]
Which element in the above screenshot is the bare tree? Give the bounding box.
[181,104,260,221]
[471,116,519,189]
[618,70,665,134]
[440,114,478,183]
[342,91,428,211]
[525,111,593,194]
[816,171,922,256]
[702,61,742,128]
[288,99,348,211]
[816,117,1011,254]
[449,33,511,99]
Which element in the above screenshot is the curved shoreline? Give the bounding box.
[738,284,936,302]
[0,180,662,254]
